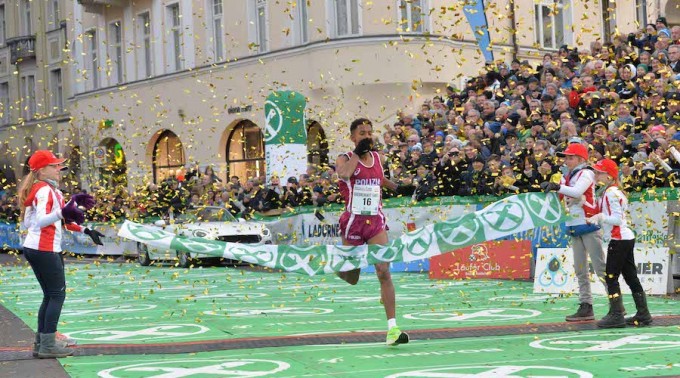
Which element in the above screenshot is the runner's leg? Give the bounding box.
[337,235,361,285]
[368,231,395,319]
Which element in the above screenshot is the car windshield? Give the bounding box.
[178,207,237,223]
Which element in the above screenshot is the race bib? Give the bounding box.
[351,185,380,215]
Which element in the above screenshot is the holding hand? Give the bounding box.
[354,138,374,156]
[71,193,96,210]
[62,200,85,225]
[586,213,604,226]
[540,181,561,193]
[84,228,105,245]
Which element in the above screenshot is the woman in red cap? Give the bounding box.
[17,150,102,358]
[586,158,652,328]
[541,142,606,322]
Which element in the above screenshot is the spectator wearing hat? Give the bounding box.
[421,139,438,168]
[18,150,101,358]
[586,158,652,328]
[540,93,556,115]
[541,143,607,322]
[459,154,490,196]
[656,17,670,39]
[629,24,659,53]
[433,146,464,196]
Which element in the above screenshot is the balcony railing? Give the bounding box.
[6,35,36,64]
[78,0,126,13]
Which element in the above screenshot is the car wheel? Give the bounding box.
[137,243,151,266]
[177,250,192,268]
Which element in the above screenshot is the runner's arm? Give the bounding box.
[336,154,360,180]
[382,178,398,192]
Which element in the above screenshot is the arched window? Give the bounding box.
[307,121,329,169]
[226,120,264,181]
[153,130,185,183]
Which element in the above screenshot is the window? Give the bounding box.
[210,0,224,61]
[137,12,152,78]
[21,74,35,119]
[0,4,5,45]
[167,3,182,72]
[397,0,427,33]
[87,30,99,90]
[226,121,265,180]
[332,0,360,37]
[602,0,616,42]
[635,0,646,29]
[534,0,571,49]
[0,82,8,124]
[294,0,309,44]
[153,130,185,183]
[50,69,63,113]
[108,22,123,84]
[21,0,31,35]
[255,0,268,52]
[48,0,60,29]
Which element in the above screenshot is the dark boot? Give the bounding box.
[37,333,74,358]
[597,295,626,328]
[625,292,653,326]
[565,303,594,321]
[32,333,40,357]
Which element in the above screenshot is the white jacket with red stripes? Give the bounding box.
[596,185,635,242]
[22,181,83,252]
[557,164,599,226]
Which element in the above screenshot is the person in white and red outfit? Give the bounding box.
[541,142,607,321]
[17,150,103,358]
[586,158,652,328]
[336,118,409,346]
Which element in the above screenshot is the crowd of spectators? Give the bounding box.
[1,20,680,222]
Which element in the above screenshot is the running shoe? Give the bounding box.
[386,327,409,346]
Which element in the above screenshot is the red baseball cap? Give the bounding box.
[556,143,588,160]
[593,158,619,178]
[28,150,67,172]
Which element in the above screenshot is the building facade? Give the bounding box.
[0,0,76,190]
[0,0,677,191]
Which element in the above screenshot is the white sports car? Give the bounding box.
[137,206,272,268]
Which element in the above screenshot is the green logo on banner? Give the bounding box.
[434,213,484,249]
[126,222,168,241]
[480,200,525,232]
[524,193,563,224]
[264,100,283,143]
[264,91,307,145]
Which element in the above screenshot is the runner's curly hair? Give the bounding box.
[350,118,372,133]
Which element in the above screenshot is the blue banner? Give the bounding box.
[463,0,494,63]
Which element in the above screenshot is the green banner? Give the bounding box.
[264,91,307,145]
[264,90,307,184]
[119,193,568,276]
